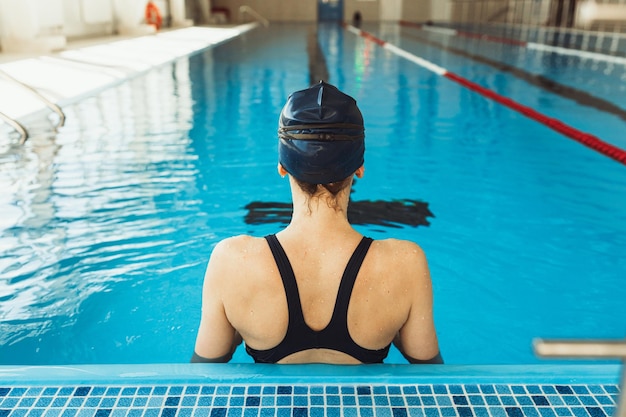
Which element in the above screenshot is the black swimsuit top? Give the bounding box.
[245,234,391,364]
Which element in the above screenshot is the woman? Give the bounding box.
[192,81,442,364]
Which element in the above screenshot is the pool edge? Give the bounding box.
[0,364,621,386]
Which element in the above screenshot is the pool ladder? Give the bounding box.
[534,338,626,417]
[0,68,66,144]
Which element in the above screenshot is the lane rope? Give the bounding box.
[344,24,626,165]
[399,21,626,66]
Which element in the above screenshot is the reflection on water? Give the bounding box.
[0,59,202,361]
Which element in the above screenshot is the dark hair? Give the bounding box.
[293,176,353,210]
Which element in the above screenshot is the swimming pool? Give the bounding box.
[0,22,625,366]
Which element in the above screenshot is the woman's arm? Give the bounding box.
[392,243,443,364]
[191,239,242,363]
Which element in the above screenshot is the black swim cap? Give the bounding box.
[278,81,365,184]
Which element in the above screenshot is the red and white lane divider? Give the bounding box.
[344,24,626,165]
[398,21,626,66]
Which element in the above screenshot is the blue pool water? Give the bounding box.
[0,23,625,366]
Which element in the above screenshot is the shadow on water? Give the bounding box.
[244,195,435,228]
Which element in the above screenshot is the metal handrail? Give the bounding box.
[0,111,29,144]
[239,6,269,28]
[0,69,66,129]
[534,338,626,417]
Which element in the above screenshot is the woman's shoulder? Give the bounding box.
[368,237,429,276]
[204,235,275,286]
[371,237,426,258]
[211,234,270,259]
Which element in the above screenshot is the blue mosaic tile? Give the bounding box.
[468,395,484,406]
[229,397,244,407]
[577,397,597,406]
[242,409,257,417]
[406,396,421,407]
[586,387,603,395]
[554,407,573,416]
[421,397,436,407]
[12,410,28,417]
[375,396,390,407]
[465,386,480,395]
[11,389,28,397]
[585,407,607,417]
[480,386,495,395]
[489,408,507,417]
[0,383,618,417]
[448,386,463,395]
[327,395,340,406]
[342,396,356,407]
[453,395,468,406]
[408,408,424,417]
[594,395,615,405]
[521,407,540,417]
[485,395,501,406]
[547,396,565,406]
[456,407,473,417]
[392,407,408,417]
[308,396,322,406]
[538,408,557,417]
[325,407,340,417]
[361,407,375,417]
[145,409,160,417]
[376,407,392,417]
[473,407,488,417]
[357,396,372,406]
[506,407,524,417]
[570,407,589,417]
[435,396,451,407]
[439,406,456,417]
[259,408,274,417]
[342,407,357,417]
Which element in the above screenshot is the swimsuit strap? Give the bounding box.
[264,234,306,327]
[329,236,374,331]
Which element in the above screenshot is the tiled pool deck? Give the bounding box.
[0,364,621,417]
[0,24,256,124]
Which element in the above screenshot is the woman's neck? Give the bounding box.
[285,179,355,236]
